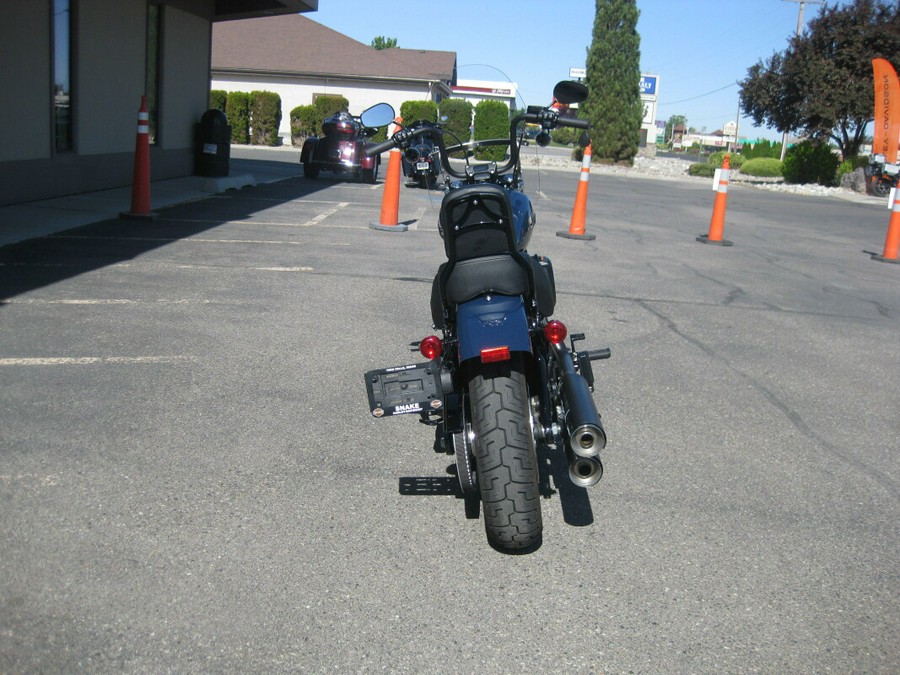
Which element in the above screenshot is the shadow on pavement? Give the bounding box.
[0,176,336,304]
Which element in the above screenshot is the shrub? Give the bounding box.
[290,104,318,146]
[399,100,437,125]
[314,95,349,128]
[836,155,869,183]
[782,140,840,186]
[742,139,783,159]
[249,91,282,146]
[740,158,783,177]
[439,98,474,154]
[473,99,510,161]
[688,163,717,177]
[209,89,227,112]
[708,151,745,170]
[226,91,250,144]
[551,127,577,146]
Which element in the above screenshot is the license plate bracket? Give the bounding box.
[364,362,443,418]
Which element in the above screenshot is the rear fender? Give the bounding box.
[300,138,317,163]
[456,295,531,363]
[360,144,379,170]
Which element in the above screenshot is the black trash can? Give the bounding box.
[195,109,231,177]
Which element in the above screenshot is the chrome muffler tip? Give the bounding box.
[568,422,607,458]
[568,456,603,488]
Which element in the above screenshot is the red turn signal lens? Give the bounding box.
[543,320,568,344]
[480,346,510,363]
[419,335,443,360]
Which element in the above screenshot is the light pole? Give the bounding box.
[780,0,825,160]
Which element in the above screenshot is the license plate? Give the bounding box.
[364,362,443,418]
[416,162,430,171]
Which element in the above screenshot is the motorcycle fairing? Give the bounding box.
[455,294,531,363]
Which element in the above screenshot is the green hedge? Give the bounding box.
[708,151,745,170]
[249,91,282,146]
[399,100,437,125]
[439,98,474,154]
[741,139,783,159]
[209,90,227,112]
[782,140,840,186]
[740,158,783,177]
[688,163,717,177]
[226,91,250,144]
[473,99,509,161]
[551,127,578,146]
[314,95,349,125]
[290,104,318,146]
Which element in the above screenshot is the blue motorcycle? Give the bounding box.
[362,81,610,551]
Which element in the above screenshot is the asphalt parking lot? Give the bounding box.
[1,158,898,672]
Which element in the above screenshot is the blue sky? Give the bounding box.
[311,0,844,141]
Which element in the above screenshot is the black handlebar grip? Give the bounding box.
[366,139,397,157]
[560,117,591,129]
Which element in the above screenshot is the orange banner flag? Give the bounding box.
[872,58,900,163]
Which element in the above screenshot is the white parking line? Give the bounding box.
[0,356,192,366]
[5,299,209,305]
[167,201,350,228]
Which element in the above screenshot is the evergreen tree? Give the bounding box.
[583,0,643,164]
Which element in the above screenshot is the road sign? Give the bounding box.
[640,74,658,99]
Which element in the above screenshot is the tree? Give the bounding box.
[665,114,687,143]
[370,36,398,50]
[582,0,643,164]
[740,0,900,159]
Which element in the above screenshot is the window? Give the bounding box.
[146,2,161,144]
[53,0,73,152]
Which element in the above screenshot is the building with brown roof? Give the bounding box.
[211,14,457,141]
[0,0,318,207]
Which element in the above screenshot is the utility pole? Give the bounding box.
[780,0,825,160]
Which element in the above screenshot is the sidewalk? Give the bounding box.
[0,147,304,249]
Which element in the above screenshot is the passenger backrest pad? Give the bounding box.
[440,184,517,261]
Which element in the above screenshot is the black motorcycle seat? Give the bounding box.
[431,255,556,328]
[444,254,529,304]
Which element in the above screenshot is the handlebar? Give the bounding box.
[367,138,398,156]
[365,108,591,181]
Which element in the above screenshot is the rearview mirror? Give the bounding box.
[360,102,396,128]
[553,80,588,105]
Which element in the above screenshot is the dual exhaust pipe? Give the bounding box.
[559,366,607,488]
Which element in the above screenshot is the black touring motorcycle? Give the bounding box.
[363,82,611,551]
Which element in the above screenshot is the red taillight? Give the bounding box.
[544,320,568,344]
[419,335,443,360]
[480,346,510,363]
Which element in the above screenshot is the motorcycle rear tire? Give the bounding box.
[303,163,319,179]
[361,162,378,184]
[468,357,542,550]
[872,178,892,197]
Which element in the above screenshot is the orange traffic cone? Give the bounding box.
[370,117,407,232]
[557,144,596,240]
[697,154,733,246]
[120,96,157,220]
[871,190,900,264]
